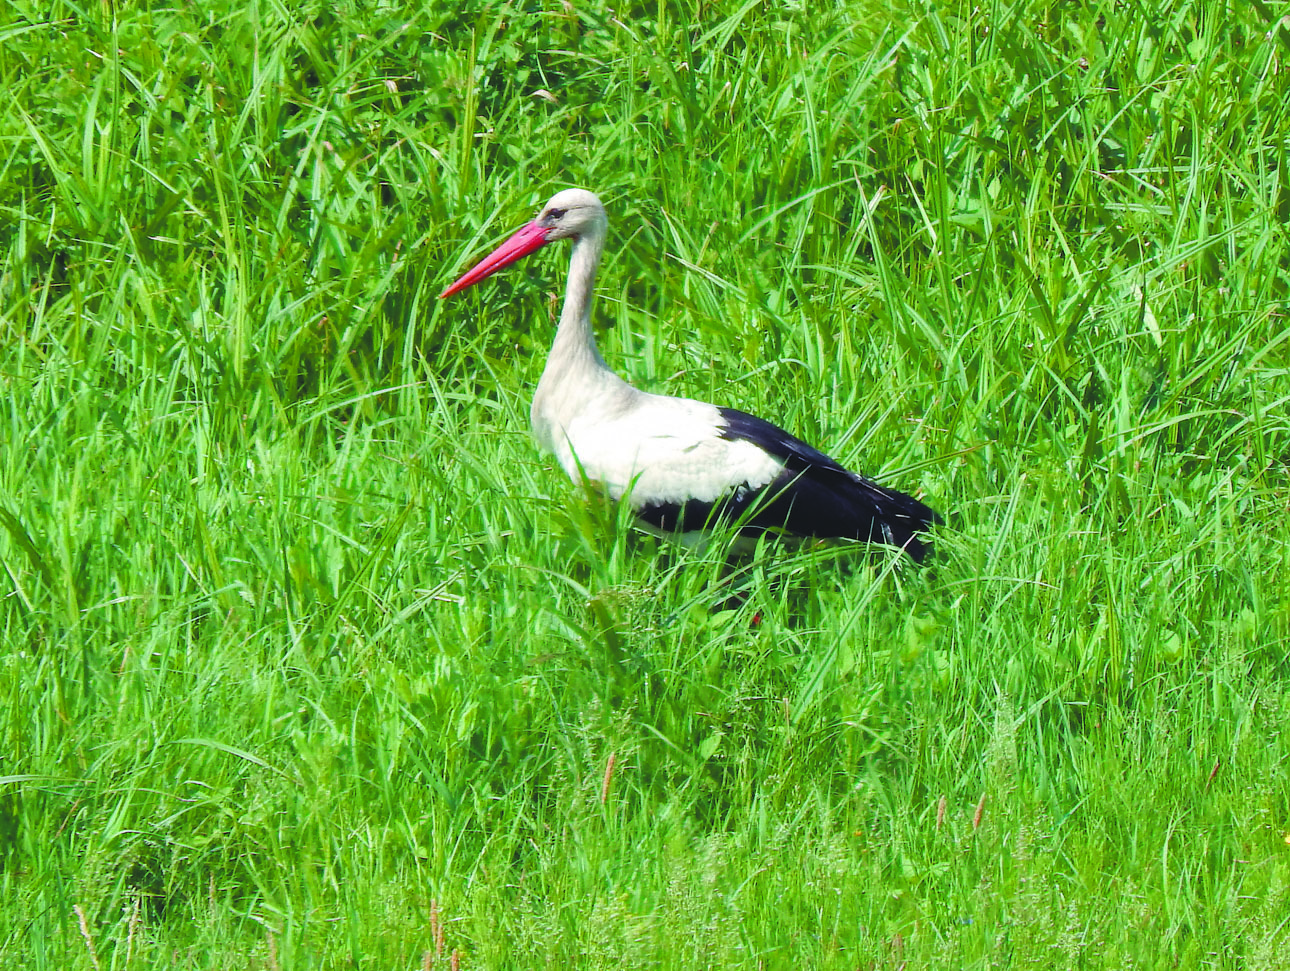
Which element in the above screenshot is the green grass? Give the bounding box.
[3,0,1290,966]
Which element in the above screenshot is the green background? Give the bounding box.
[2,0,1289,966]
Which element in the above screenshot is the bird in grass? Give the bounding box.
[440,188,942,561]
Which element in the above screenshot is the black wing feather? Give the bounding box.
[635,407,941,560]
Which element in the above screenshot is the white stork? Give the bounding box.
[440,188,942,561]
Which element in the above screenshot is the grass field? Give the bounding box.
[3,0,1290,967]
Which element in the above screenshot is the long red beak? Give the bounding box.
[439,220,552,298]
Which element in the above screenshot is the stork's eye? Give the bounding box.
[547,207,567,220]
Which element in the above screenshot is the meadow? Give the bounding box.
[2,0,1289,966]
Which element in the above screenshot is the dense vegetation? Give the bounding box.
[2,0,1288,966]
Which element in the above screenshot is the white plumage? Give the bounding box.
[547,394,783,506]
[441,188,941,560]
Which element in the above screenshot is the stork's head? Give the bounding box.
[534,188,606,241]
[439,188,606,298]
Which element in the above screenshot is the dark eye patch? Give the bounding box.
[546,207,567,220]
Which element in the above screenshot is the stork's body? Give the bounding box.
[441,189,941,560]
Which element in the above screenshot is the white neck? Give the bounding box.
[549,228,609,374]
[530,224,635,454]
